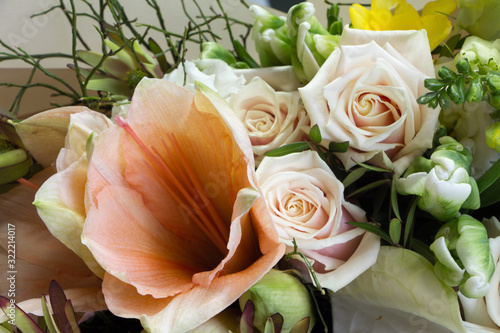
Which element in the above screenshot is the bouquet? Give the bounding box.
[1,0,500,332]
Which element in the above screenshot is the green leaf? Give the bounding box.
[264,313,283,333]
[240,300,254,333]
[438,90,450,109]
[41,295,59,333]
[389,218,402,244]
[479,176,500,207]
[264,142,310,157]
[234,40,260,68]
[342,167,366,188]
[64,301,80,333]
[335,247,467,333]
[424,78,447,92]
[404,198,419,247]
[347,222,392,244]
[417,91,438,105]
[0,296,44,333]
[476,155,500,193]
[345,179,391,199]
[391,173,402,221]
[328,141,349,153]
[309,124,322,144]
[148,37,169,73]
[410,238,436,265]
[290,317,310,333]
[354,161,392,173]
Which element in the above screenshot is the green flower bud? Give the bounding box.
[455,58,471,75]
[250,5,292,67]
[430,214,495,298]
[397,137,479,221]
[438,66,458,81]
[465,76,484,102]
[0,143,31,185]
[486,71,500,94]
[454,36,500,75]
[200,42,237,65]
[286,2,339,84]
[239,269,316,333]
[485,121,500,152]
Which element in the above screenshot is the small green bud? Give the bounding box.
[489,91,500,109]
[200,42,236,65]
[456,58,471,75]
[125,68,148,90]
[239,270,316,333]
[447,76,466,104]
[465,76,484,103]
[486,71,500,94]
[485,121,500,152]
[438,66,458,81]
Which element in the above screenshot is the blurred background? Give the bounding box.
[0,0,405,115]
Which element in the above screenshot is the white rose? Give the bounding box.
[299,27,439,176]
[228,77,309,164]
[256,150,380,291]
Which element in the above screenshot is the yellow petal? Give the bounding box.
[350,4,372,30]
[422,0,457,16]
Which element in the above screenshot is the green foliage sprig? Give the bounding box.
[417,58,500,115]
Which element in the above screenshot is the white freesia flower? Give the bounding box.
[228,77,309,164]
[162,59,246,98]
[300,27,439,175]
[256,150,380,292]
[459,217,500,330]
[441,101,500,178]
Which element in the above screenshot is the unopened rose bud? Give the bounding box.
[239,269,316,333]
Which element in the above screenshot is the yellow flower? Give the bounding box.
[350,0,457,51]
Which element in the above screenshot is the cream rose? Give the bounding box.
[228,77,309,164]
[256,150,380,291]
[299,27,439,176]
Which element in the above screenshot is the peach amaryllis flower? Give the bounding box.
[80,78,285,332]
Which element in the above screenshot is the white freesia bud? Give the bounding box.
[430,215,495,299]
[397,137,480,221]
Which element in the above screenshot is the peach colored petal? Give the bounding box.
[14,107,88,167]
[102,244,284,332]
[86,125,129,210]
[83,186,222,298]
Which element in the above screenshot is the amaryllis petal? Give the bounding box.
[14,107,86,167]
[82,78,284,329]
[0,169,104,321]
